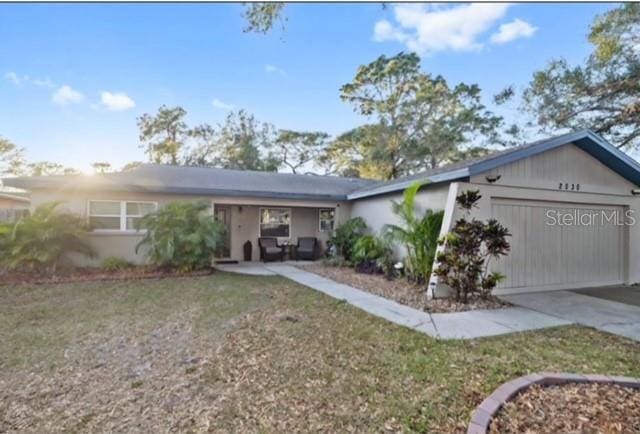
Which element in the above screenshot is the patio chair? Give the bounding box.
[295,237,318,261]
[258,237,285,262]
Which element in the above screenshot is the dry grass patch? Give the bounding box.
[0,273,638,433]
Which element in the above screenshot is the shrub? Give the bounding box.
[434,190,511,302]
[352,234,394,276]
[329,217,367,262]
[102,256,134,271]
[135,201,224,272]
[384,181,444,283]
[3,202,95,272]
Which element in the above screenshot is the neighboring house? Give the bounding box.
[5,130,640,295]
[0,188,30,222]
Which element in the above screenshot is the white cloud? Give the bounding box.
[52,85,84,105]
[211,98,235,110]
[4,72,28,85]
[373,3,511,54]
[4,72,55,88]
[100,91,136,111]
[265,64,287,77]
[490,18,537,44]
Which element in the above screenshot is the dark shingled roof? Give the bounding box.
[5,130,640,201]
[3,164,376,201]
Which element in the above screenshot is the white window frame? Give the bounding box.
[88,200,158,233]
[259,207,291,239]
[318,208,335,233]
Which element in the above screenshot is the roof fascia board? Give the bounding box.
[347,167,469,200]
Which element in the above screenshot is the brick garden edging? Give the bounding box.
[467,372,640,434]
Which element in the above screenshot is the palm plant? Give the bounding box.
[384,181,444,283]
[5,202,95,272]
[135,201,224,271]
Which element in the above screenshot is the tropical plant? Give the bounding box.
[383,181,444,283]
[329,217,367,262]
[3,202,95,272]
[352,234,394,276]
[434,190,511,303]
[135,202,224,271]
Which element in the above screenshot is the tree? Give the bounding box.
[408,75,502,170]
[0,137,26,177]
[523,4,640,149]
[212,110,279,171]
[121,161,143,172]
[242,3,286,34]
[28,161,79,176]
[137,105,190,164]
[339,52,504,179]
[340,52,421,180]
[319,124,393,179]
[91,162,112,174]
[273,130,328,173]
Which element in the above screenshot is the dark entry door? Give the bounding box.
[214,205,231,258]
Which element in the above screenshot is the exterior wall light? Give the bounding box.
[485,174,501,183]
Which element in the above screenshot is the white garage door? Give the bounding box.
[491,199,626,293]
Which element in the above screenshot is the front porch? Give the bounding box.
[212,198,344,263]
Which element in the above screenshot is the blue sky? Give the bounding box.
[0,3,616,172]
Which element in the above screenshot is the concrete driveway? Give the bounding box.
[501,289,640,342]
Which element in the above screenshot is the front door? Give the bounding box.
[214,205,231,258]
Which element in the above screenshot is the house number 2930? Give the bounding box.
[558,182,580,191]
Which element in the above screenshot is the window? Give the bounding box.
[259,208,290,238]
[88,200,157,232]
[319,208,335,232]
[88,201,121,230]
[126,202,157,230]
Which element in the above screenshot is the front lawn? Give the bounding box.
[1,273,638,433]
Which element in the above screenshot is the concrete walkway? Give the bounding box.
[502,290,640,342]
[218,263,570,340]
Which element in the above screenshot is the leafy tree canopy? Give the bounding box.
[209,110,280,171]
[242,3,286,34]
[28,161,79,176]
[523,4,640,149]
[137,105,190,164]
[338,52,505,179]
[0,137,26,177]
[91,162,112,174]
[274,130,329,174]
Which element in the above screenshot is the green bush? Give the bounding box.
[3,202,95,272]
[101,256,134,271]
[135,201,225,271]
[352,234,395,276]
[329,217,367,262]
[384,181,444,283]
[434,190,511,302]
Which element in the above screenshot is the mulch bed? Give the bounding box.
[0,266,214,286]
[489,383,640,434]
[299,263,509,313]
